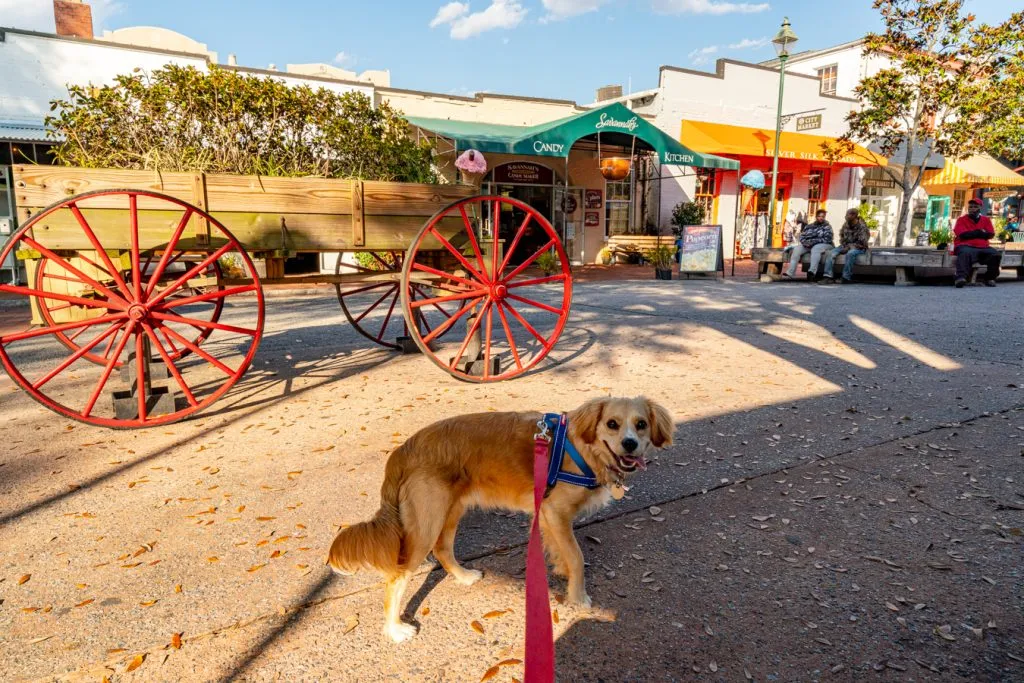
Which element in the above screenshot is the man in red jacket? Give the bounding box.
[952,199,1001,288]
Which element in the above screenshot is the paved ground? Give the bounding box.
[1,275,1022,682]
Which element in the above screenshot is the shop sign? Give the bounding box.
[863,178,895,189]
[594,112,639,132]
[584,211,600,227]
[585,189,603,209]
[663,151,695,164]
[680,225,724,274]
[494,162,554,185]
[560,195,578,214]
[796,114,822,132]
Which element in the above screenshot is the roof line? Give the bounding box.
[0,25,213,61]
[379,86,585,110]
[222,64,374,89]
[761,38,867,66]
[659,59,859,103]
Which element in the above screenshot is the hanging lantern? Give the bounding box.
[596,130,636,181]
[599,157,631,181]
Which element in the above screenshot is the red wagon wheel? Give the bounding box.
[36,254,225,366]
[0,189,264,428]
[400,195,572,382]
[335,251,415,349]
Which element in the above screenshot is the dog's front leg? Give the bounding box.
[382,573,418,643]
[547,513,590,608]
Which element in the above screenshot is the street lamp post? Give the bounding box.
[768,17,798,247]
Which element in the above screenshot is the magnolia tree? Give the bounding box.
[826,0,1024,246]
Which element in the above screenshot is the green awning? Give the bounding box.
[407,102,739,170]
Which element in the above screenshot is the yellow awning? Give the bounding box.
[680,120,887,167]
[921,153,1024,188]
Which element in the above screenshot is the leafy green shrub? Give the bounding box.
[45,65,435,182]
[642,245,676,269]
[928,226,953,247]
[670,202,705,235]
[354,252,399,270]
[536,251,561,275]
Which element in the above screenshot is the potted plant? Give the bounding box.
[927,226,953,250]
[643,245,677,280]
[597,247,613,265]
[670,201,706,236]
[536,250,561,275]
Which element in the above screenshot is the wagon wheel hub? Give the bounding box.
[128,304,148,322]
[491,283,509,301]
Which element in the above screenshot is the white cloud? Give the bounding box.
[728,36,769,49]
[541,0,611,22]
[0,0,123,33]
[430,2,470,28]
[333,51,356,67]
[438,0,528,39]
[687,45,718,66]
[652,0,770,15]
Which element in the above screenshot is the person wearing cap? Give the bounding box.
[783,209,833,281]
[952,199,1001,288]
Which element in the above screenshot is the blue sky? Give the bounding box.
[6,0,1014,103]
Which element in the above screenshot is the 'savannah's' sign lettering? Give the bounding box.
[594,113,639,132]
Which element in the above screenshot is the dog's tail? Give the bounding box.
[328,469,402,575]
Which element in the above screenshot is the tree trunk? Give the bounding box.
[893,140,917,247]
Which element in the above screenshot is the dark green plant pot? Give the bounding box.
[655,268,673,280]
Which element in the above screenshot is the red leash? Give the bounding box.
[524,423,555,683]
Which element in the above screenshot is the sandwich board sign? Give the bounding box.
[679,225,724,276]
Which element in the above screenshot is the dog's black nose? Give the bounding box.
[622,438,638,453]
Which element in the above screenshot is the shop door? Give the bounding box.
[924,196,950,233]
[0,166,17,284]
[554,187,584,265]
[868,198,891,245]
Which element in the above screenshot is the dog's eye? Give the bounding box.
[636,419,648,431]
[606,419,620,430]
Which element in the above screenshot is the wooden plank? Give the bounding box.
[869,252,945,268]
[17,209,461,252]
[202,173,353,215]
[13,165,197,210]
[352,179,365,247]
[191,173,211,245]
[362,181,476,216]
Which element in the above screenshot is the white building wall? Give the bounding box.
[380,89,581,126]
[783,42,895,100]
[627,60,861,251]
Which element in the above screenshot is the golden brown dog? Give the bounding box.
[327,396,673,642]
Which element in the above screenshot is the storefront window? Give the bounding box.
[807,170,826,216]
[605,172,632,236]
[952,188,967,216]
[694,169,717,223]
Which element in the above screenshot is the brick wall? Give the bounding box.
[54,0,93,39]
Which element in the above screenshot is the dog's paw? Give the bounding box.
[384,621,418,643]
[567,592,592,609]
[455,568,483,586]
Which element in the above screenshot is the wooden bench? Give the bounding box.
[752,246,1024,286]
[606,235,675,264]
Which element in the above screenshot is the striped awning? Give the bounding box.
[922,153,1024,188]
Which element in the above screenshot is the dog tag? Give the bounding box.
[610,484,626,500]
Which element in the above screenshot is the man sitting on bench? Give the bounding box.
[822,208,870,284]
[953,199,1001,288]
[783,209,833,281]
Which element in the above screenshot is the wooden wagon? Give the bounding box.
[0,165,573,428]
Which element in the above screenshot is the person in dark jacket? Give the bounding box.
[822,208,871,283]
[783,209,834,281]
[953,199,1001,288]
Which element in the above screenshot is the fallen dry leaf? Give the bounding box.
[552,610,559,624]
[18,574,30,585]
[207,557,219,563]
[934,625,956,642]
[471,620,485,634]
[125,654,145,672]
[140,600,158,607]
[482,610,509,619]
[343,614,359,635]
[171,633,183,650]
[175,584,183,593]
[256,516,276,522]
[480,665,501,681]
[74,599,94,608]
[247,564,266,573]
[27,635,54,644]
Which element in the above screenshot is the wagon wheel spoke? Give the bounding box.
[133,326,147,422]
[0,283,122,311]
[352,286,396,325]
[421,296,483,345]
[458,205,489,276]
[505,273,567,288]
[505,293,563,315]
[412,284,454,319]
[501,301,549,347]
[409,288,487,309]
[448,301,490,371]
[497,213,533,275]
[68,202,134,300]
[20,235,129,308]
[483,303,495,379]
[429,227,490,285]
[496,303,523,371]
[32,320,125,390]
[146,243,234,309]
[144,209,193,299]
[155,284,258,310]
[0,312,127,344]
[159,324,237,376]
[376,286,400,342]
[82,321,137,418]
[143,323,198,407]
[151,311,257,337]
[503,239,556,282]
[411,263,482,291]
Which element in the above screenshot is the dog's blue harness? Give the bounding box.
[541,413,599,491]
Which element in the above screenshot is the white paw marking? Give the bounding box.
[455,568,483,586]
[385,622,418,643]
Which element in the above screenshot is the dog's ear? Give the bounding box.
[646,398,674,448]
[574,398,605,444]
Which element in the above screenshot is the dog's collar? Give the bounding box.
[542,413,600,491]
